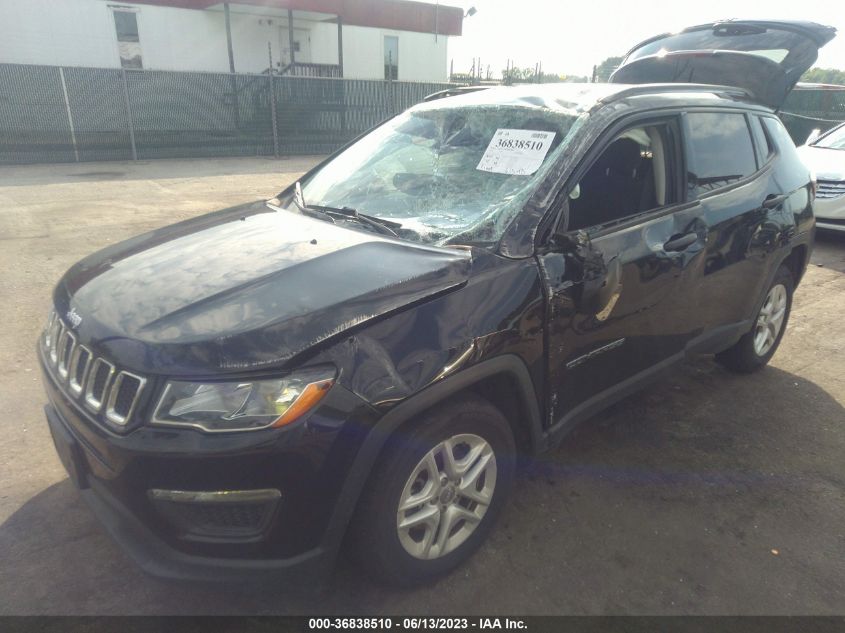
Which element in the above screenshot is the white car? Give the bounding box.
[798,121,845,232]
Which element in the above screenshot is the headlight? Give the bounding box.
[151,367,335,432]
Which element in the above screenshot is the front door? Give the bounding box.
[538,118,708,431]
[280,27,311,65]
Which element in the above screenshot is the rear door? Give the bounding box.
[611,20,836,109]
[681,109,776,337]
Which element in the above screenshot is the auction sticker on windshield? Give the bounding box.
[476,129,556,175]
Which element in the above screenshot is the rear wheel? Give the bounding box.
[349,394,516,586]
[716,265,794,373]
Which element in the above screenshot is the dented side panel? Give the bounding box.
[308,250,546,420]
[538,204,707,426]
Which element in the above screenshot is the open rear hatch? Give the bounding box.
[610,20,836,109]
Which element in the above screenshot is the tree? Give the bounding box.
[501,66,534,83]
[801,67,845,86]
[593,56,623,82]
[501,67,586,84]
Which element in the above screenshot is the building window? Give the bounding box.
[384,36,398,80]
[112,9,143,69]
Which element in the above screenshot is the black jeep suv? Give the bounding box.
[39,20,834,585]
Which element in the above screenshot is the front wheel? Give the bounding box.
[716,265,794,373]
[348,394,516,586]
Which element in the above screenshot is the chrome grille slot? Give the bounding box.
[105,371,146,426]
[68,345,92,396]
[43,312,148,429]
[84,357,115,412]
[44,311,57,351]
[48,318,63,365]
[56,329,76,381]
[817,179,845,199]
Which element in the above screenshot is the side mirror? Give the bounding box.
[805,128,822,146]
[550,227,588,252]
[554,230,621,317]
[579,251,620,317]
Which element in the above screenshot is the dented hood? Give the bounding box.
[611,20,836,109]
[57,202,470,375]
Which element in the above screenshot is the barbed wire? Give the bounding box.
[779,111,845,123]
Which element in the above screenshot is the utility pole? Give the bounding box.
[224,3,236,73]
[336,16,344,77]
[224,3,239,130]
[287,8,295,67]
[268,43,279,158]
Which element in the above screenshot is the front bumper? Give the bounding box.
[80,463,331,583]
[815,195,845,232]
[815,220,845,232]
[40,350,377,582]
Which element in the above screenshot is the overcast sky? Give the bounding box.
[444,0,845,78]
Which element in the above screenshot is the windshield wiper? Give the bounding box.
[292,181,400,237]
[291,181,336,224]
[311,204,401,237]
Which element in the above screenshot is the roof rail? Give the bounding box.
[597,83,752,106]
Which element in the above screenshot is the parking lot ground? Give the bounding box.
[1,158,844,615]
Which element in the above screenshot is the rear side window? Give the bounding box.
[684,112,757,199]
[761,115,810,192]
[749,115,775,165]
[761,116,799,155]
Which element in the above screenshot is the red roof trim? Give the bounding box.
[128,0,463,36]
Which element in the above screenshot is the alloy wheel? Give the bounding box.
[754,283,788,356]
[396,433,497,560]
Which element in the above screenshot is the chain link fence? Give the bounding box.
[780,87,845,144]
[7,62,841,165]
[0,63,452,165]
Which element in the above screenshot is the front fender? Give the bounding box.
[317,354,542,556]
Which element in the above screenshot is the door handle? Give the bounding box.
[762,193,788,209]
[663,232,698,252]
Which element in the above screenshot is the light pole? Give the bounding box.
[463,7,478,84]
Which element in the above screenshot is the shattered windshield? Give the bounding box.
[299,104,584,246]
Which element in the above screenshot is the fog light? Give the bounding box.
[148,488,281,543]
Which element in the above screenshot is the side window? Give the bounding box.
[748,115,775,166]
[761,116,810,190]
[568,124,674,231]
[685,112,756,199]
[761,116,799,156]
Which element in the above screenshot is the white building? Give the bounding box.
[0,0,463,82]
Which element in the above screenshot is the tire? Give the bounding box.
[716,265,794,374]
[348,394,516,586]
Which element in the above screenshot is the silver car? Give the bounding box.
[798,121,845,232]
